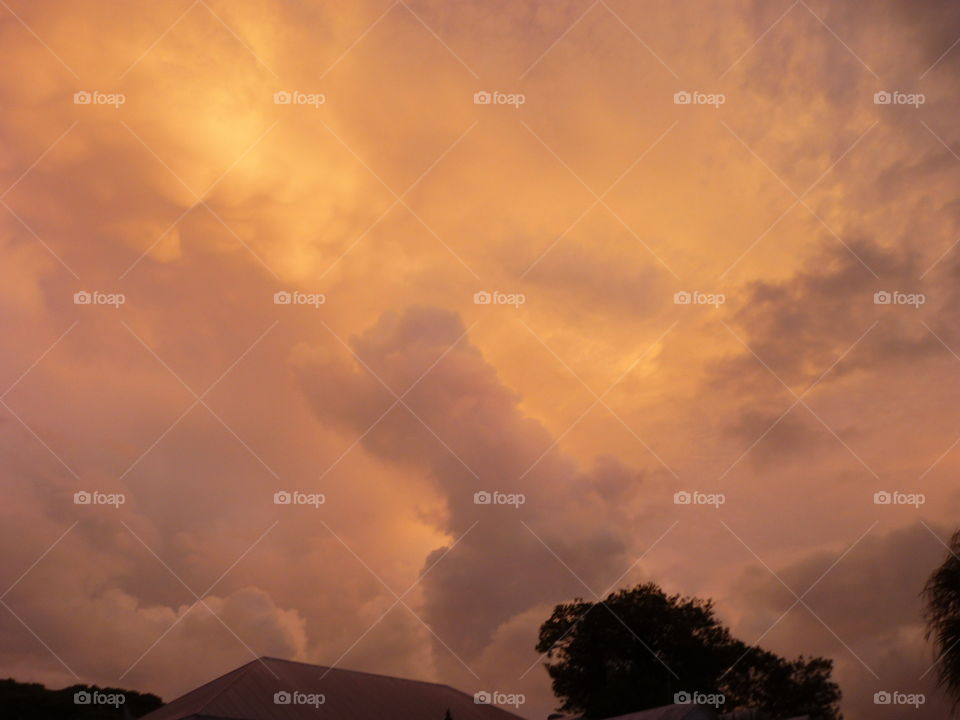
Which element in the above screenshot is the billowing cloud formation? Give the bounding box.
[295,307,644,665]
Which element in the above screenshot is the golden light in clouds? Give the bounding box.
[2,1,960,718]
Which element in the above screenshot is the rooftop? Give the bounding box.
[141,657,526,720]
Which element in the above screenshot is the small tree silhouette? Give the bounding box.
[924,528,960,714]
[536,582,841,719]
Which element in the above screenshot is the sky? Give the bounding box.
[1,1,960,718]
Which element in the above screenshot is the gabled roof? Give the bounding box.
[141,657,526,720]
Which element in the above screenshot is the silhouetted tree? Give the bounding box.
[536,582,841,720]
[0,678,162,719]
[924,528,960,713]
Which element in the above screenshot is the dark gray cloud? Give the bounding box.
[295,307,650,672]
[726,521,954,717]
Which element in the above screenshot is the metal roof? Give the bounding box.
[140,657,526,720]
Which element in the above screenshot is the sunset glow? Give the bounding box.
[2,2,960,718]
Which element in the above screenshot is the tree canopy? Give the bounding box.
[536,582,841,720]
[923,528,960,713]
[0,677,162,719]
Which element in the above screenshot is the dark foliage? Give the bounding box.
[535,582,841,720]
[924,528,960,714]
[0,677,163,720]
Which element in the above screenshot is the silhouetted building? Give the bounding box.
[141,657,524,720]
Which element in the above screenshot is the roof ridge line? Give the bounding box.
[194,658,262,715]
[257,656,463,693]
